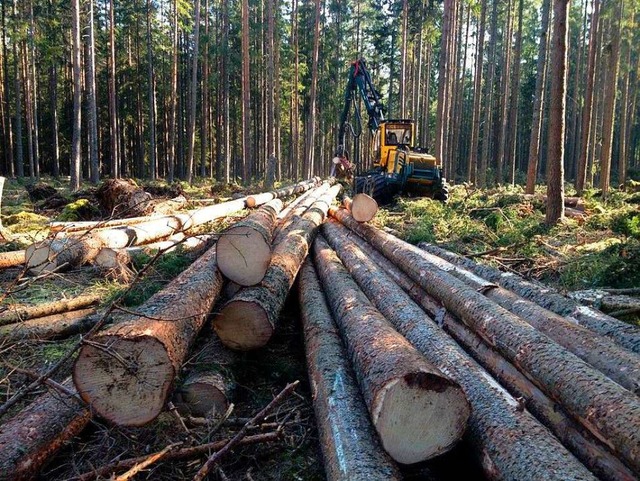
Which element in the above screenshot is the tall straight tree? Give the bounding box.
[186,0,202,184]
[87,0,99,183]
[146,0,157,180]
[506,0,524,184]
[168,0,178,182]
[305,0,322,178]
[27,0,39,179]
[467,0,487,184]
[266,0,275,163]
[496,0,514,184]
[289,0,299,179]
[70,0,82,191]
[108,0,120,178]
[435,0,454,171]
[599,0,623,198]
[545,0,570,226]
[1,1,13,177]
[478,0,498,187]
[398,0,408,118]
[526,0,552,193]
[241,0,251,183]
[12,1,23,178]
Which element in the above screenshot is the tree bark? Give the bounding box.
[168,0,178,183]
[418,243,640,354]
[0,250,24,268]
[545,0,569,225]
[96,179,153,218]
[217,199,283,286]
[321,219,600,481]
[467,0,486,184]
[11,2,23,179]
[186,0,201,184]
[108,0,120,179]
[305,0,322,178]
[213,185,341,350]
[312,235,470,465]
[146,0,157,180]
[525,0,551,193]
[338,222,633,481]
[73,243,224,426]
[87,0,99,184]
[600,0,623,197]
[299,261,401,480]
[0,293,101,326]
[241,0,251,183]
[0,378,91,481]
[330,208,640,472]
[70,0,82,191]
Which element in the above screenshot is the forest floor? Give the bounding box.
[0,176,639,480]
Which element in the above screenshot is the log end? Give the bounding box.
[25,243,57,275]
[177,372,231,417]
[350,193,378,223]
[73,334,174,426]
[213,300,273,351]
[373,372,470,464]
[216,228,271,286]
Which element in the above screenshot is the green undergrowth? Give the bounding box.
[56,198,100,222]
[376,185,640,295]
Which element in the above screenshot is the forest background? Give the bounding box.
[0,0,638,202]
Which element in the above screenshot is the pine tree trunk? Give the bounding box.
[298,261,402,481]
[478,0,498,187]
[0,2,13,177]
[330,208,640,473]
[305,0,322,179]
[27,0,38,180]
[321,219,601,481]
[506,0,523,185]
[398,0,408,118]
[186,0,201,184]
[108,0,119,179]
[241,0,251,183]
[73,244,224,426]
[312,235,470,465]
[618,42,630,187]
[146,0,157,180]
[70,0,82,191]
[168,0,178,183]
[468,0,486,184]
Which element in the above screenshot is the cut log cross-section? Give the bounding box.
[312,236,471,465]
[217,199,284,286]
[330,208,640,473]
[343,193,378,223]
[73,243,225,426]
[299,260,401,480]
[419,243,640,354]
[323,220,628,481]
[0,378,91,481]
[213,184,342,351]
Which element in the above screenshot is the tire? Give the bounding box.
[354,173,397,205]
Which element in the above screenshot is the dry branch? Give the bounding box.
[0,307,98,342]
[299,261,401,480]
[321,220,601,481]
[0,250,25,269]
[73,243,225,426]
[312,236,470,464]
[419,243,640,354]
[0,378,91,481]
[331,208,640,473]
[217,199,283,286]
[213,184,341,350]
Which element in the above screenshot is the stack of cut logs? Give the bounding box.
[1,176,639,481]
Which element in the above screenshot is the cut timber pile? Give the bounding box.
[343,193,378,222]
[213,184,342,350]
[331,208,640,474]
[96,179,153,218]
[322,219,630,481]
[418,243,640,354]
[0,378,91,481]
[312,236,470,464]
[245,176,320,207]
[73,243,224,426]
[299,261,401,480]
[216,199,284,286]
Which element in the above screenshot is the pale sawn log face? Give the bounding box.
[321,219,599,481]
[73,245,224,426]
[350,193,378,223]
[298,260,401,481]
[312,235,470,465]
[331,208,640,474]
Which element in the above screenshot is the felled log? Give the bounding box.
[216,199,284,286]
[73,243,224,426]
[0,378,91,481]
[27,197,248,274]
[0,250,25,268]
[418,243,640,354]
[245,177,321,208]
[272,183,331,240]
[327,224,620,481]
[312,236,470,465]
[174,336,236,418]
[0,308,98,342]
[405,246,640,393]
[569,289,640,313]
[343,193,378,222]
[298,261,401,480]
[213,184,342,350]
[331,208,640,473]
[522,194,585,210]
[49,214,172,235]
[96,179,153,218]
[0,293,102,326]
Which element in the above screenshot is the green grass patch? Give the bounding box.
[56,198,101,222]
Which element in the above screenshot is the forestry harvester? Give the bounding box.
[334,59,448,204]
